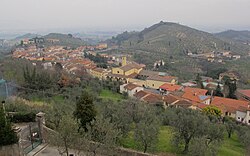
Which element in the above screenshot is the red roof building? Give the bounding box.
[159,83,182,92]
[183,87,208,95]
[237,89,250,102]
[211,96,250,116]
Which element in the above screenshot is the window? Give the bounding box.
[238,117,241,120]
[152,84,154,87]
[249,120,250,123]
[117,71,120,74]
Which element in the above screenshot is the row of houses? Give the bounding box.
[119,81,250,125]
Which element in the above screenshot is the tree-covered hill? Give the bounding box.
[215,30,250,44]
[43,33,86,48]
[108,21,250,56]
[106,22,250,82]
[15,33,41,40]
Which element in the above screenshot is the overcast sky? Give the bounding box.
[0,0,250,33]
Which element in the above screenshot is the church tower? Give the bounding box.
[122,56,127,66]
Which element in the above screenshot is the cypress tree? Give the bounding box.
[73,90,97,131]
[0,102,18,146]
[215,83,224,97]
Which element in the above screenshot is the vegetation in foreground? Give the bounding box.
[1,58,250,156]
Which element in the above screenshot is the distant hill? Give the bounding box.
[215,30,250,44]
[43,33,86,47]
[15,33,41,40]
[107,22,250,81]
[108,21,249,55]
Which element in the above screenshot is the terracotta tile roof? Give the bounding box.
[237,106,250,112]
[163,94,194,108]
[160,83,182,92]
[120,63,142,71]
[163,94,180,104]
[134,90,162,104]
[238,90,250,98]
[211,97,250,113]
[92,68,105,73]
[195,103,208,109]
[138,70,159,77]
[184,87,208,95]
[174,100,193,108]
[106,73,137,79]
[182,92,210,103]
[124,83,140,91]
[147,75,177,82]
[142,94,162,104]
[134,90,149,99]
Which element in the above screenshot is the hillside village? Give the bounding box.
[2,0,250,155]
[10,38,250,126]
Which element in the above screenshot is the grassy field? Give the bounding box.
[100,89,123,101]
[121,126,245,156]
[218,133,245,156]
[30,95,64,103]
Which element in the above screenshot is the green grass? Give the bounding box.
[121,126,245,156]
[100,89,123,101]
[218,133,245,156]
[121,126,178,154]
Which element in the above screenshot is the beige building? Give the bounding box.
[89,68,108,80]
[120,83,144,97]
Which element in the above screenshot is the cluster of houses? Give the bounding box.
[120,81,250,125]
[12,44,109,76]
[88,56,250,126]
[188,51,242,63]
[11,43,250,126]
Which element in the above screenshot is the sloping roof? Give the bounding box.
[147,75,177,82]
[238,90,250,98]
[92,67,106,73]
[124,83,140,91]
[163,94,180,104]
[142,94,162,104]
[163,94,194,108]
[174,100,193,108]
[120,63,142,71]
[134,90,149,99]
[134,90,162,104]
[182,92,210,103]
[184,87,208,95]
[106,73,137,79]
[160,83,182,92]
[211,97,250,113]
[138,70,159,77]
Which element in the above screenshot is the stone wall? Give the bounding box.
[0,144,23,156]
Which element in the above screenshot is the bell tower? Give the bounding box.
[122,56,127,66]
